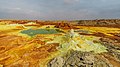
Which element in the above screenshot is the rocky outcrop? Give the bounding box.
[47,51,112,67]
[77,19,120,28]
[55,22,73,29]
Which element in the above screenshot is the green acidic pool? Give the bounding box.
[21,29,62,36]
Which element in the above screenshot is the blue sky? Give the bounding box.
[0,0,120,20]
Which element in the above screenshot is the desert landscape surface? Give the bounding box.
[0,19,120,67]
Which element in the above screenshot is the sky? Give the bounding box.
[0,0,120,20]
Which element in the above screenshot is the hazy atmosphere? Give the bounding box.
[0,0,120,20]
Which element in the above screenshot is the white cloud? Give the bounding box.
[64,0,80,4]
[14,8,21,10]
[0,7,45,19]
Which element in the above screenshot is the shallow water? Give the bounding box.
[21,29,61,36]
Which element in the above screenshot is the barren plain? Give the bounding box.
[0,19,120,67]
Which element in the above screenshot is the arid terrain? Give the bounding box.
[0,19,120,67]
